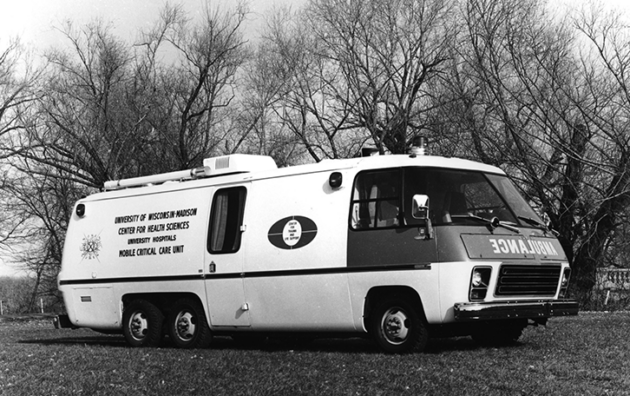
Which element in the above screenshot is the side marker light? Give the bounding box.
[329,172,343,189]
[76,204,86,217]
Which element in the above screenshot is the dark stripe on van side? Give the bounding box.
[58,263,432,286]
[58,274,206,286]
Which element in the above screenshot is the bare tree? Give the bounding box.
[260,6,359,161]
[15,20,137,188]
[236,36,307,165]
[0,38,40,156]
[261,0,455,160]
[568,4,630,304]
[135,2,251,169]
[305,0,455,154]
[0,38,41,253]
[0,38,62,308]
[438,0,630,305]
[2,166,78,311]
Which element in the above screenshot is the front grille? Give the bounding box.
[495,265,561,296]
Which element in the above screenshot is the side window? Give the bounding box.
[208,187,247,254]
[350,170,401,230]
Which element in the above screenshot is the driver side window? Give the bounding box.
[350,170,402,230]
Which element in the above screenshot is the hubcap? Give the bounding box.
[175,311,197,341]
[129,311,149,340]
[381,308,409,345]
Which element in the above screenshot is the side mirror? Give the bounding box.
[412,194,430,220]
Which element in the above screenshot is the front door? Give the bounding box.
[347,168,438,267]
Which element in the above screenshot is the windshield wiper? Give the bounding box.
[517,216,549,232]
[516,216,558,237]
[452,214,520,233]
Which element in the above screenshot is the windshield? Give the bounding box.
[485,174,542,224]
[404,168,543,227]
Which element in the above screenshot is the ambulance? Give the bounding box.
[57,142,579,353]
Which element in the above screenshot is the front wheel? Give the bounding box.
[369,298,428,353]
[167,298,212,349]
[122,300,164,347]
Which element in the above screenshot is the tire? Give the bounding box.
[369,297,428,353]
[167,298,212,349]
[472,320,526,346]
[122,300,164,347]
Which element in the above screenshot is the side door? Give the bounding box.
[203,186,250,327]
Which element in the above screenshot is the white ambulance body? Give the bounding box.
[57,150,578,353]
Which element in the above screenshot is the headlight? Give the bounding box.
[469,267,492,301]
[471,270,487,287]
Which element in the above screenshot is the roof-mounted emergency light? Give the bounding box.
[409,136,428,157]
[361,147,379,157]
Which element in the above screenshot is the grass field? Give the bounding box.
[1,313,629,395]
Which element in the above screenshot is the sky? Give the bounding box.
[1,0,628,49]
[1,0,179,52]
[0,0,295,55]
[1,0,629,54]
[0,0,628,277]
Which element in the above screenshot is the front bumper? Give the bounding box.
[454,299,579,321]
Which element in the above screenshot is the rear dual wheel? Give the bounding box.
[123,300,164,347]
[122,298,212,349]
[168,298,212,349]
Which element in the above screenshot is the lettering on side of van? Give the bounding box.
[268,216,317,249]
[112,208,198,259]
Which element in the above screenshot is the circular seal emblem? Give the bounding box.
[268,216,317,250]
[80,234,102,260]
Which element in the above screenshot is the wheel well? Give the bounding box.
[363,286,427,329]
[122,292,203,317]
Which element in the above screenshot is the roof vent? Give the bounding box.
[215,156,230,170]
[203,154,277,175]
